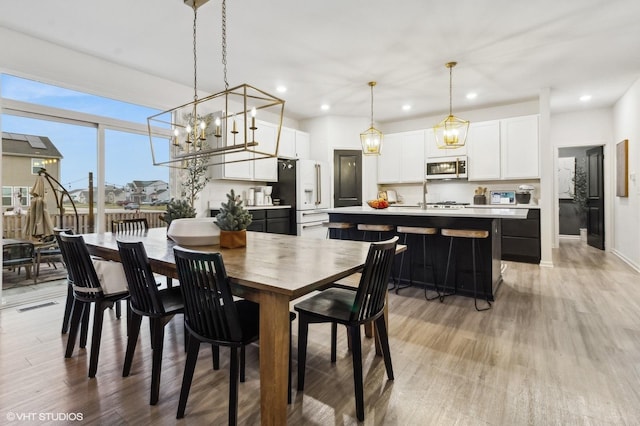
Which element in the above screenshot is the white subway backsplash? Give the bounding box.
[379,180,539,205]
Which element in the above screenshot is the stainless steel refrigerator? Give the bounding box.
[272,158,330,238]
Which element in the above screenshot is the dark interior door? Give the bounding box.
[586,146,605,250]
[333,150,362,207]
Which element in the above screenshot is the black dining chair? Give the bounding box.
[2,241,36,284]
[59,233,130,378]
[111,218,149,234]
[173,246,260,424]
[117,240,184,405]
[53,228,75,334]
[111,217,151,316]
[295,236,398,422]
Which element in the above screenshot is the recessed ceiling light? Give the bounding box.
[276,85,287,93]
[579,95,592,102]
[321,104,330,111]
[402,104,412,111]
[466,92,477,100]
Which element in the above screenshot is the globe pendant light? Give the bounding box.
[433,62,469,149]
[360,81,383,155]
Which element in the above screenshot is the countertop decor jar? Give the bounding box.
[473,195,486,205]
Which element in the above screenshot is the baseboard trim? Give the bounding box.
[611,249,640,273]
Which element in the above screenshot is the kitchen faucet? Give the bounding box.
[421,179,428,209]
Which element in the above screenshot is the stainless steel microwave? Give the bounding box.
[425,156,467,179]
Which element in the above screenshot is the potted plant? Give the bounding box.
[571,165,588,241]
[160,199,196,226]
[216,190,252,248]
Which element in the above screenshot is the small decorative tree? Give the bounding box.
[160,199,196,226]
[180,113,213,208]
[216,190,252,231]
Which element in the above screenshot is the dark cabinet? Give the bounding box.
[210,208,290,235]
[266,209,291,234]
[501,209,540,263]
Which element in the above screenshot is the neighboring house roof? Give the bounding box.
[132,180,166,188]
[1,132,63,158]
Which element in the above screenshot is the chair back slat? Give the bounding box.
[174,247,243,343]
[53,228,74,280]
[58,233,104,301]
[117,240,165,316]
[352,236,398,322]
[111,218,149,234]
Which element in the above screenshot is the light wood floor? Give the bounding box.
[1,239,639,425]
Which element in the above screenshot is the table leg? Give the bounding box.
[259,291,290,425]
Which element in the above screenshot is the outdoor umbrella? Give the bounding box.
[23,175,54,239]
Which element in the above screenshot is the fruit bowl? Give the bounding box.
[367,199,389,209]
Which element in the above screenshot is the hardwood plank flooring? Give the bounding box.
[1,239,639,425]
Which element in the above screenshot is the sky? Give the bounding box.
[2,74,169,190]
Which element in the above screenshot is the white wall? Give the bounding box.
[301,115,378,205]
[550,107,614,250]
[612,78,640,271]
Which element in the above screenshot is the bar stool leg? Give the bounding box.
[472,239,492,311]
[393,233,410,291]
[424,235,440,300]
[438,237,456,303]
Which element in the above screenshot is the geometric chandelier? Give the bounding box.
[148,0,285,167]
[433,61,469,149]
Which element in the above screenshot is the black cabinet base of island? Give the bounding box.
[328,212,502,301]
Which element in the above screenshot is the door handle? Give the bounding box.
[315,163,321,206]
[302,223,324,229]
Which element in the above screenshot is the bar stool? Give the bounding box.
[357,224,394,242]
[395,226,439,297]
[440,228,492,311]
[358,224,395,288]
[323,222,354,240]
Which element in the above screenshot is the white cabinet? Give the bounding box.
[211,119,278,181]
[425,128,467,159]
[377,133,402,183]
[277,127,310,160]
[467,115,539,181]
[377,130,425,184]
[467,120,501,180]
[295,131,310,159]
[501,115,539,179]
[278,127,297,158]
[253,121,278,182]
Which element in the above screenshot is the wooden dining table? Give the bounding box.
[81,227,404,425]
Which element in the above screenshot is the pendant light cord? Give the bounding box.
[370,83,375,127]
[222,0,229,91]
[192,5,198,103]
[449,65,453,116]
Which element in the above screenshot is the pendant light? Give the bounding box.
[148,0,285,168]
[360,81,383,155]
[433,62,469,149]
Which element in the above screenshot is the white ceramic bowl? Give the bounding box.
[167,218,220,246]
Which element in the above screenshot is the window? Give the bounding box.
[1,74,160,125]
[31,158,58,175]
[2,186,30,208]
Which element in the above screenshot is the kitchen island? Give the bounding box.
[325,206,529,301]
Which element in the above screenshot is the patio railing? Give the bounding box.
[3,211,166,239]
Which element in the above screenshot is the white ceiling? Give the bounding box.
[2,0,640,123]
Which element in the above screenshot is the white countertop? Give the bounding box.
[324,205,529,219]
[210,205,291,210]
[467,203,539,209]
